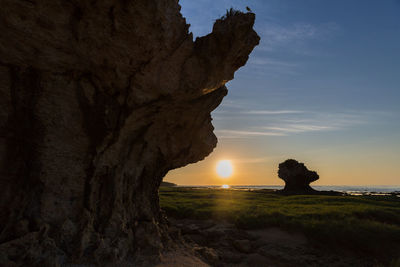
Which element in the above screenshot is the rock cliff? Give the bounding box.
[0,1,259,265]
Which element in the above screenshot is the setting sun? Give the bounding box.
[216,160,233,178]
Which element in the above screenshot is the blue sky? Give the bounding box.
[165,0,400,186]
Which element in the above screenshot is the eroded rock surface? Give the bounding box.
[172,218,369,267]
[0,1,259,265]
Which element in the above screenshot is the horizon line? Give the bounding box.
[169,184,400,187]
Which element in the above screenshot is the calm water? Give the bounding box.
[179,185,400,195]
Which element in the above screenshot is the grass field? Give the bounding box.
[159,187,400,261]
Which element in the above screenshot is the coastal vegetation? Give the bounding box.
[160,187,400,263]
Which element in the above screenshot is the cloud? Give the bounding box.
[263,23,317,42]
[257,22,339,52]
[247,57,301,75]
[232,156,272,164]
[213,109,379,139]
[243,110,304,115]
[214,109,303,116]
[242,22,339,78]
[259,124,336,135]
[216,126,329,139]
[215,130,287,138]
[250,58,298,68]
[218,100,244,109]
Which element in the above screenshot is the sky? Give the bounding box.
[164,0,400,186]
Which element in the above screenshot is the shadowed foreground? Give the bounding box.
[160,187,400,266]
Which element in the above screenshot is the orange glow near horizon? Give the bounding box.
[164,141,400,186]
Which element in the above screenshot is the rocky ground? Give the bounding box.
[168,218,374,267]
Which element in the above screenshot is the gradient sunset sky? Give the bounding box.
[165,0,400,186]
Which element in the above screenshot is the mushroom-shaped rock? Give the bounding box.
[278,159,319,193]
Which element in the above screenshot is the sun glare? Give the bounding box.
[222,184,230,189]
[216,160,233,178]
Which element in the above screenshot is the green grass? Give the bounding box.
[159,187,400,260]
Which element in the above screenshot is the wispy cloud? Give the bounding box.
[214,109,376,139]
[215,130,287,138]
[218,100,244,109]
[232,156,272,164]
[247,57,301,76]
[258,22,339,52]
[262,23,317,47]
[261,125,334,133]
[214,109,303,116]
[249,58,298,68]
[243,110,304,115]
[243,22,339,78]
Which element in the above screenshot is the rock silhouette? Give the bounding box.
[278,159,319,193]
[0,1,259,266]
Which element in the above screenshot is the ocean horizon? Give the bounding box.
[177,185,400,195]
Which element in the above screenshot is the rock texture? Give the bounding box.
[0,1,259,266]
[172,218,369,267]
[278,159,319,193]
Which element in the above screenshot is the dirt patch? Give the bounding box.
[247,227,307,247]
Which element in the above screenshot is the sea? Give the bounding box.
[178,185,400,195]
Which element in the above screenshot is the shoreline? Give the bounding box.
[171,185,400,196]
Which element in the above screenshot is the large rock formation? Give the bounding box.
[0,1,259,266]
[278,159,319,194]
